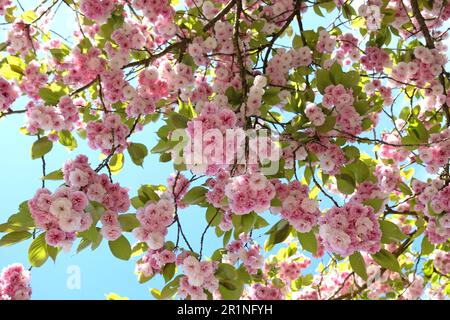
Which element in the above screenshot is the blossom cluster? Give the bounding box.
[271,180,320,233]
[178,256,219,300]
[0,76,18,111]
[135,248,176,279]
[223,234,264,275]
[319,202,381,257]
[63,155,130,240]
[0,264,31,300]
[132,195,175,250]
[86,113,130,154]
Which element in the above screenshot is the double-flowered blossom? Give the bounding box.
[0,0,12,15]
[206,171,276,215]
[62,47,106,87]
[361,47,390,73]
[0,264,31,300]
[79,0,116,23]
[278,255,311,282]
[271,180,321,233]
[322,84,362,135]
[6,20,38,56]
[413,179,450,244]
[245,75,267,116]
[132,195,175,250]
[135,248,176,279]
[28,186,91,249]
[379,131,411,163]
[223,234,264,275]
[266,48,312,86]
[184,102,237,175]
[418,128,450,173]
[249,283,284,300]
[20,62,48,100]
[63,155,130,241]
[178,256,219,300]
[25,96,83,134]
[319,202,381,257]
[86,113,130,154]
[305,102,326,126]
[0,76,18,111]
[432,249,450,274]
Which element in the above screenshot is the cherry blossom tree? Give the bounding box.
[1,0,450,300]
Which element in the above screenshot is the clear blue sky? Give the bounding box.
[0,1,431,300]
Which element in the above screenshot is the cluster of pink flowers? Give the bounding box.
[111,21,147,51]
[322,84,362,135]
[159,61,194,92]
[207,171,276,215]
[0,264,31,300]
[20,62,48,101]
[378,131,411,163]
[135,248,176,278]
[402,276,425,300]
[432,249,450,274]
[266,47,312,86]
[361,47,390,73]
[278,255,311,282]
[418,128,450,173]
[79,0,116,23]
[63,155,130,241]
[336,33,360,64]
[100,69,127,103]
[0,0,12,15]
[316,30,336,54]
[6,20,37,56]
[184,102,237,175]
[245,76,267,116]
[413,179,450,244]
[271,180,320,233]
[319,202,381,257]
[178,256,219,300]
[132,195,174,250]
[305,102,326,126]
[62,48,106,87]
[249,283,284,300]
[28,186,91,249]
[391,47,446,89]
[188,36,217,66]
[306,136,347,175]
[223,234,264,274]
[365,79,393,105]
[351,181,387,214]
[132,0,175,23]
[136,65,169,102]
[358,4,383,32]
[86,113,130,154]
[0,77,18,111]
[374,164,401,193]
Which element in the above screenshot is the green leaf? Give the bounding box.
[219,279,244,300]
[297,230,317,255]
[58,130,77,151]
[42,169,63,181]
[28,233,49,267]
[363,198,384,212]
[349,252,368,280]
[31,137,53,160]
[380,220,407,244]
[336,174,356,195]
[265,220,291,251]
[39,87,66,105]
[183,186,208,204]
[371,249,401,273]
[216,263,238,281]
[118,214,140,232]
[0,231,32,247]
[108,235,131,261]
[109,153,124,174]
[162,263,176,283]
[316,69,332,94]
[421,236,434,255]
[127,143,148,166]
